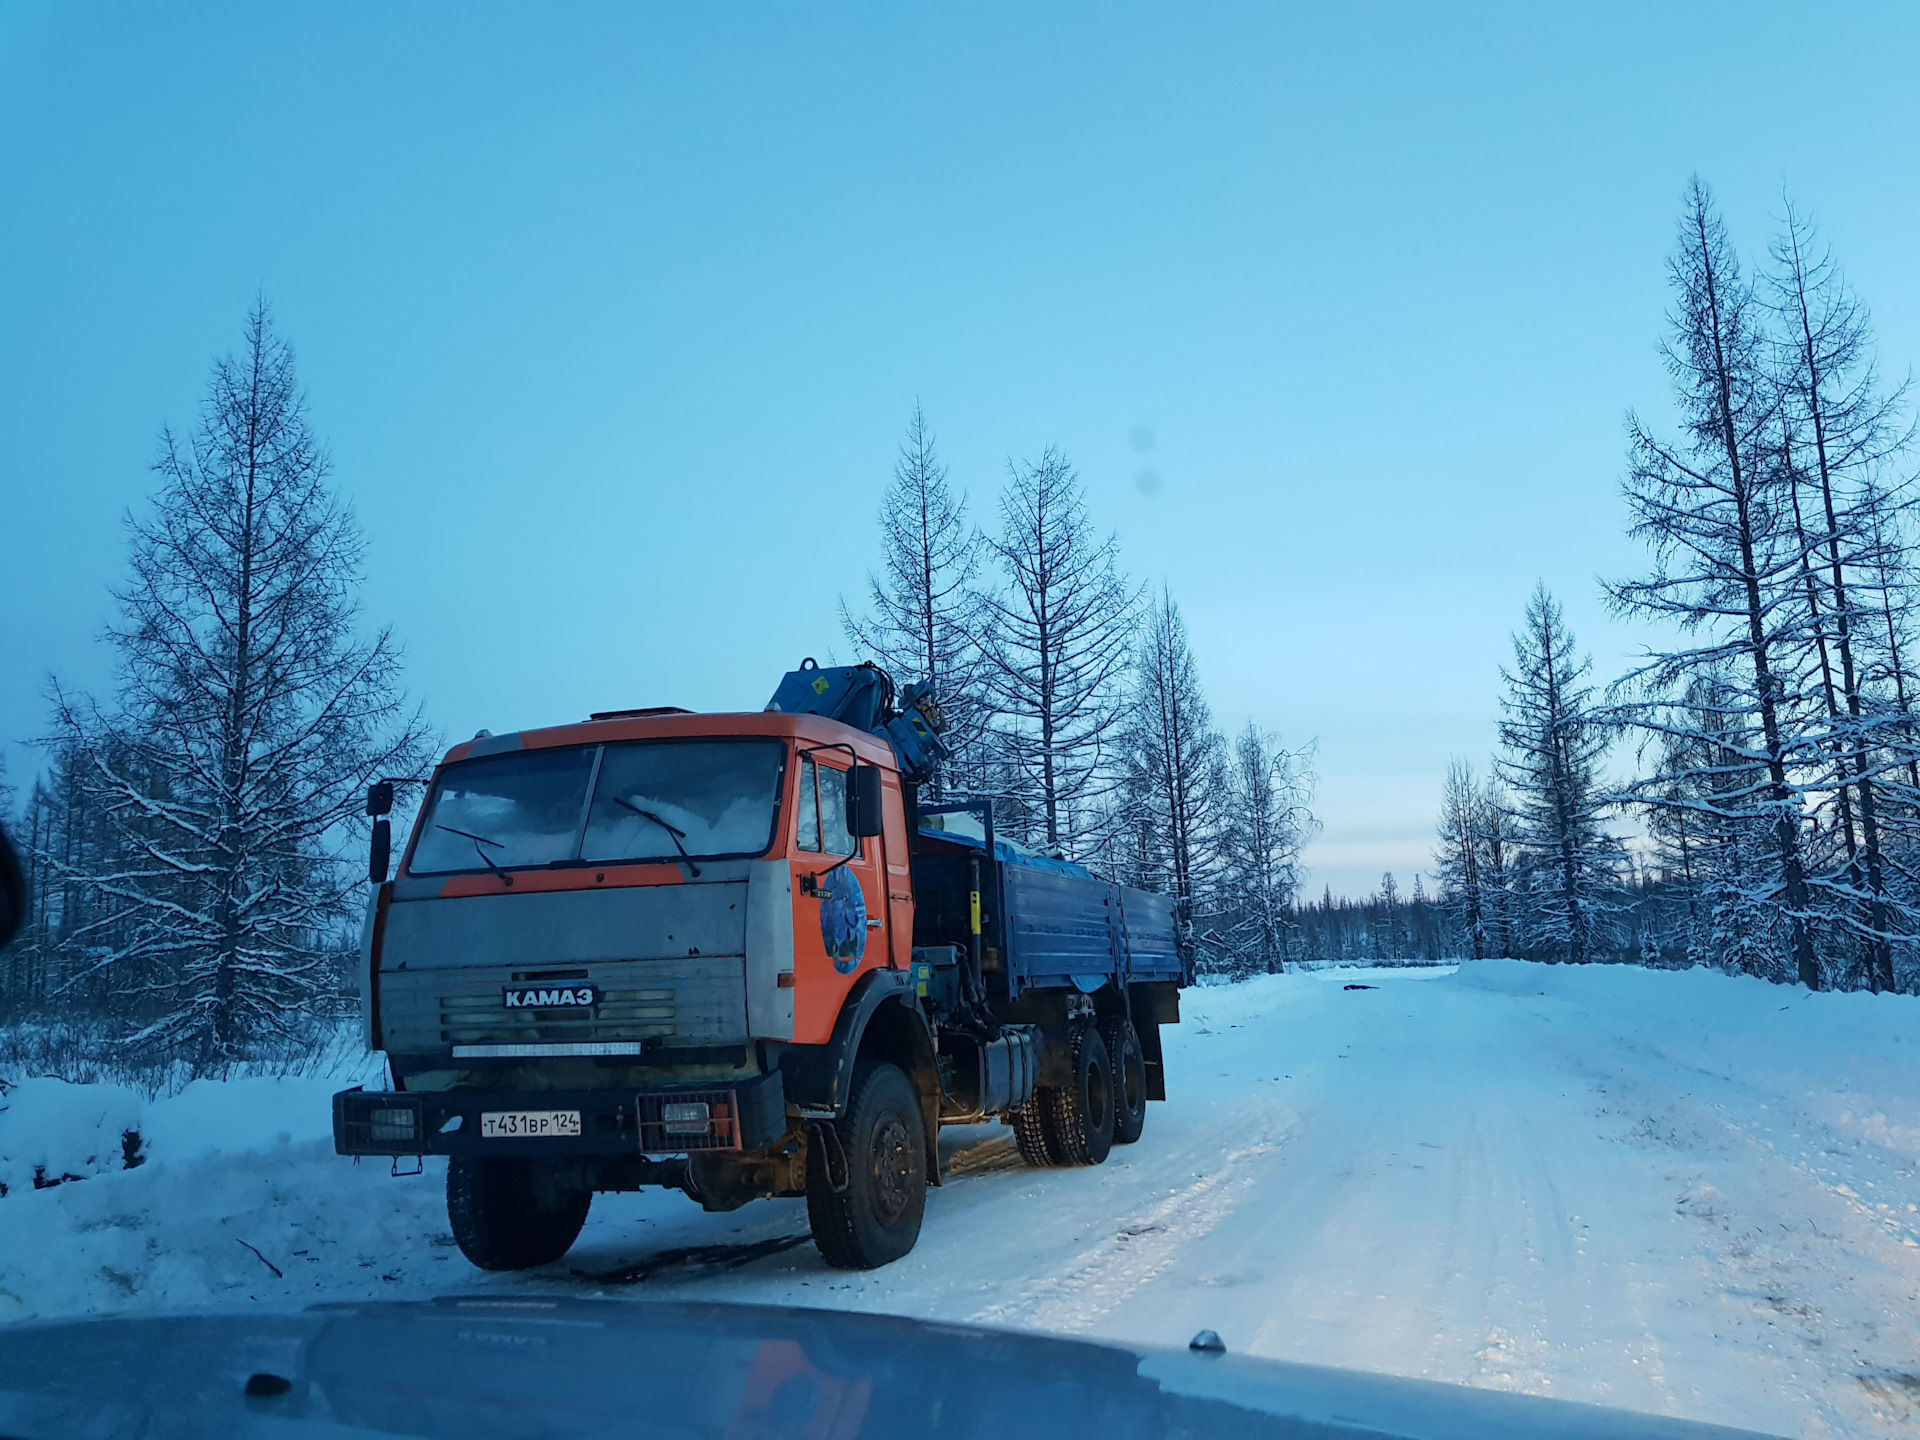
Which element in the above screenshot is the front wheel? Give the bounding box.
[446,1157,591,1271]
[807,1061,927,1269]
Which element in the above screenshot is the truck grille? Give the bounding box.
[376,955,750,1058]
[439,987,678,1046]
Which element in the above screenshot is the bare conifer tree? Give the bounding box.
[1124,588,1224,943]
[1497,584,1623,962]
[1477,774,1518,957]
[980,447,1140,856]
[1433,757,1487,960]
[1639,708,1719,968]
[840,403,987,794]
[1218,723,1316,972]
[5,742,116,1013]
[1860,491,1920,800]
[1606,178,1823,988]
[1765,201,1917,991]
[1377,872,1404,957]
[49,301,431,1070]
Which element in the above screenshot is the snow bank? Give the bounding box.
[139,1076,344,1161]
[0,1078,143,1195]
[0,1067,369,1199]
[0,1071,425,1319]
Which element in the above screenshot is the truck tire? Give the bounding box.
[1042,1024,1114,1166]
[1103,1018,1148,1146]
[1009,1097,1063,1167]
[807,1061,927,1270]
[446,1157,591,1271]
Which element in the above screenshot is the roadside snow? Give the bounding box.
[0,1078,142,1194]
[2,961,1917,1438]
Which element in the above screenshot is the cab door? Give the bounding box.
[788,750,887,1044]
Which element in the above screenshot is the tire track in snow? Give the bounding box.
[966,1140,1279,1334]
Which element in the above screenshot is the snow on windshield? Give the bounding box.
[407,747,597,874]
[581,740,784,863]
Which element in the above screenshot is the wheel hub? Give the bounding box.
[869,1114,917,1223]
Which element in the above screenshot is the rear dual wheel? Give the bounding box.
[1013,1023,1116,1167]
[1102,1018,1148,1146]
[1009,1095,1060,1166]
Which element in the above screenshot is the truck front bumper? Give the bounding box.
[333,1071,788,1159]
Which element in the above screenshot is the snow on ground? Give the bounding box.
[3,961,1919,1438]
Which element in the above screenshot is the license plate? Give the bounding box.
[480,1110,581,1139]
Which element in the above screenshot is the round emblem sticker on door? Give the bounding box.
[819,866,867,974]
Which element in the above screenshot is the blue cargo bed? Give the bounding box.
[911,816,1186,998]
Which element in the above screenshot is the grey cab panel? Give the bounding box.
[379,882,750,972]
[374,881,757,1057]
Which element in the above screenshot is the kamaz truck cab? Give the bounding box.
[335,661,1184,1270]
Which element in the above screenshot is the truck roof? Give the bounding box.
[438,709,900,771]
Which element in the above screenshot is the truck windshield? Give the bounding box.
[407,739,786,875]
[581,740,785,863]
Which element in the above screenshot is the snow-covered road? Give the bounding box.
[4,962,1918,1437]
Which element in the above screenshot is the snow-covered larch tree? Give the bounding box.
[1496,583,1623,963]
[1764,201,1916,991]
[1476,773,1518,958]
[979,447,1139,857]
[1606,178,1823,988]
[1433,757,1487,960]
[1124,588,1224,942]
[49,301,431,1070]
[1216,722,1316,972]
[839,403,988,795]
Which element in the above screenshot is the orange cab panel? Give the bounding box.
[786,748,888,1044]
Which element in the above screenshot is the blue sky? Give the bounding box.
[2,4,1916,897]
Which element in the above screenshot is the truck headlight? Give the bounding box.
[662,1101,710,1136]
[369,1107,417,1142]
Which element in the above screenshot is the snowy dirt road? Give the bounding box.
[4,961,1919,1438]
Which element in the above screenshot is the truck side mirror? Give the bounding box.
[847,764,884,839]
[366,781,394,817]
[369,818,392,884]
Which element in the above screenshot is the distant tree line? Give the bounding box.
[1286,876,1448,968]
[843,404,1320,977]
[1431,180,1919,993]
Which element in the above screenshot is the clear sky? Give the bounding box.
[2,3,1916,897]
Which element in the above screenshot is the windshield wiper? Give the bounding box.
[436,824,515,887]
[612,797,702,877]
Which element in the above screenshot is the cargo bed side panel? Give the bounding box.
[1115,885,1182,981]
[1002,866,1121,991]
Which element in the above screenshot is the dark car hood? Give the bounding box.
[0,1297,1779,1440]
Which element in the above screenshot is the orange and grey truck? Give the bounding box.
[334,661,1186,1270]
